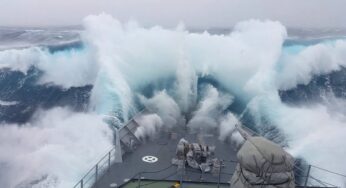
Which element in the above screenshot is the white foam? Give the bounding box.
[135,113,163,139]
[1,14,346,187]
[188,84,233,131]
[174,48,198,113]
[277,40,346,90]
[0,107,113,188]
[0,100,18,106]
[139,90,183,128]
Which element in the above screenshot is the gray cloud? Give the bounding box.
[0,0,345,28]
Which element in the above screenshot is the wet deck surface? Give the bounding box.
[122,180,230,188]
[95,129,238,188]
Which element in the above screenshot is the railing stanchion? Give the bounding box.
[95,164,98,187]
[80,179,83,188]
[108,151,111,170]
[217,160,222,188]
[138,172,141,188]
[304,165,311,188]
[180,159,185,188]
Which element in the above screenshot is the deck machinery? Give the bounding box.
[73,110,339,188]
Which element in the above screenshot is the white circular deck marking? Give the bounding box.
[142,155,158,163]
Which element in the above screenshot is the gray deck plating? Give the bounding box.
[95,128,238,188]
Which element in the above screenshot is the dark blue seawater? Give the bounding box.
[0,28,345,188]
[279,67,346,105]
[1,28,345,131]
[0,67,92,123]
[0,28,90,124]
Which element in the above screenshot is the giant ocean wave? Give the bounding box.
[0,14,346,187]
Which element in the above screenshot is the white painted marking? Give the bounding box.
[142,155,158,163]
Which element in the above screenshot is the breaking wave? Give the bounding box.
[0,13,346,187]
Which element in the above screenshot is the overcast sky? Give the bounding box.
[0,0,345,28]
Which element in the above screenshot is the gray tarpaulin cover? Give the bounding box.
[231,136,295,188]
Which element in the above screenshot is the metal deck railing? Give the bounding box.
[73,147,118,188]
[73,111,346,188]
[73,110,145,188]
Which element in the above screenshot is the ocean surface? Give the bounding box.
[1,16,346,187]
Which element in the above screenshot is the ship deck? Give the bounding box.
[95,127,238,188]
[74,111,340,188]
